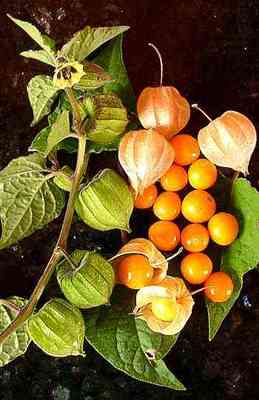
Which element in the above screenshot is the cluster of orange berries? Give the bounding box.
[117,134,237,304]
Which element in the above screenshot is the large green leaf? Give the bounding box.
[21,49,56,67]
[84,302,184,390]
[0,153,65,249]
[0,297,31,367]
[44,110,71,156]
[27,75,60,126]
[8,14,56,64]
[61,25,129,62]
[207,178,259,340]
[93,34,135,110]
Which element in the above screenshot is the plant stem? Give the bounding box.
[0,300,21,314]
[65,87,82,131]
[0,90,88,347]
[230,170,240,200]
[148,42,164,86]
[192,104,213,122]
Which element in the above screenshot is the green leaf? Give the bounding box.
[8,14,56,63]
[93,34,135,111]
[53,166,73,192]
[44,110,71,156]
[207,178,259,340]
[61,25,129,62]
[0,297,31,367]
[75,169,134,232]
[21,49,56,67]
[84,303,184,390]
[27,75,60,126]
[56,250,115,309]
[0,153,65,249]
[28,298,85,357]
[74,63,113,91]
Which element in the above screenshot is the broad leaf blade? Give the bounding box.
[93,34,135,110]
[0,154,65,249]
[21,49,56,67]
[207,178,259,340]
[8,14,56,61]
[61,25,129,62]
[0,297,31,367]
[27,75,60,126]
[45,110,71,155]
[84,303,184,390]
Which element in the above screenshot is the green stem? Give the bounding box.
[230,170,240,200]
[65,87,82,131]
[0,90,88,347]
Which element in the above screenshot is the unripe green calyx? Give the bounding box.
[56,250,115,309]
[75,169,133,232]
[27,298,85,357]
[53,166,73,192]
[82,94,128,144]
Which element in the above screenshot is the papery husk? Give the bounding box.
[110,238,168,285]
[198,111,257,175]
[134,277,194,335]
[119,129,175,194]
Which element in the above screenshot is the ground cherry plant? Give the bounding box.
[0,15,259,392]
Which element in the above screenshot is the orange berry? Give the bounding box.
[116,255,153,289]
[170,134,200,166]
[188,159,218,189]
[160,164,188,191]
[182,190,216,223]
[134,184,158,209]
[204,271,234,303]
[208,212,239,245]
[153,191,181,221]
[151,297,177,322]
[148,221,180,251]
[180,253,213,284]
[181,223,210,252]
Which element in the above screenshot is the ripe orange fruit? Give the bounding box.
[188,159,217,189]
[148,221,180,251]
[160,164,188,191]
[204,271,234,303]
[181,223,210,252]
[208,212,239,245]
[153,191,181,221]
[116,255,153,289]
[181,190,216,223]
[134,184,158,209]
[170,134,200,166]
[180,253,213,284]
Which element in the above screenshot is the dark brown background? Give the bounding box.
[0,1,259,399]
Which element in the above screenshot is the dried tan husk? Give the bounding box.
[110,238,168,285]
[118,129,175,194]
[198,111,257,174]
[134,276,194,335]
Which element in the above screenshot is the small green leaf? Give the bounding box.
[45,110,71,156]
[207,178,259,340]
[28,298,85,357]
[8,14,56,63]
[0,297,31,367]
[0,153,65,249]
[75,169,134,232]
[84,303,184,390]
[61,25,129,62]
[27,75,60,126]
[53,166,73,192]
[93,34,135,111]
[74,62,113,91]
[83,94,128,144]
[56,250,115,308]
[21,49,56,67]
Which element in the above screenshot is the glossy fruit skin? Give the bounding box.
[188,159,218,189]
[148,221,180,251]
[181,223,210,252]
[182,190,216,223]
[137,86,191,139]
[153,191,181,221]
[134,184,158,209]
[180,253,213,284]
[208,212,239,245]
[160,164,188,192]
[116,255,153,289]
[171,134,200,166]
[204,271,234,303]
[151,297,177,322]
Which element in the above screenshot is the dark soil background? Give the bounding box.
[0,1,259,399]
